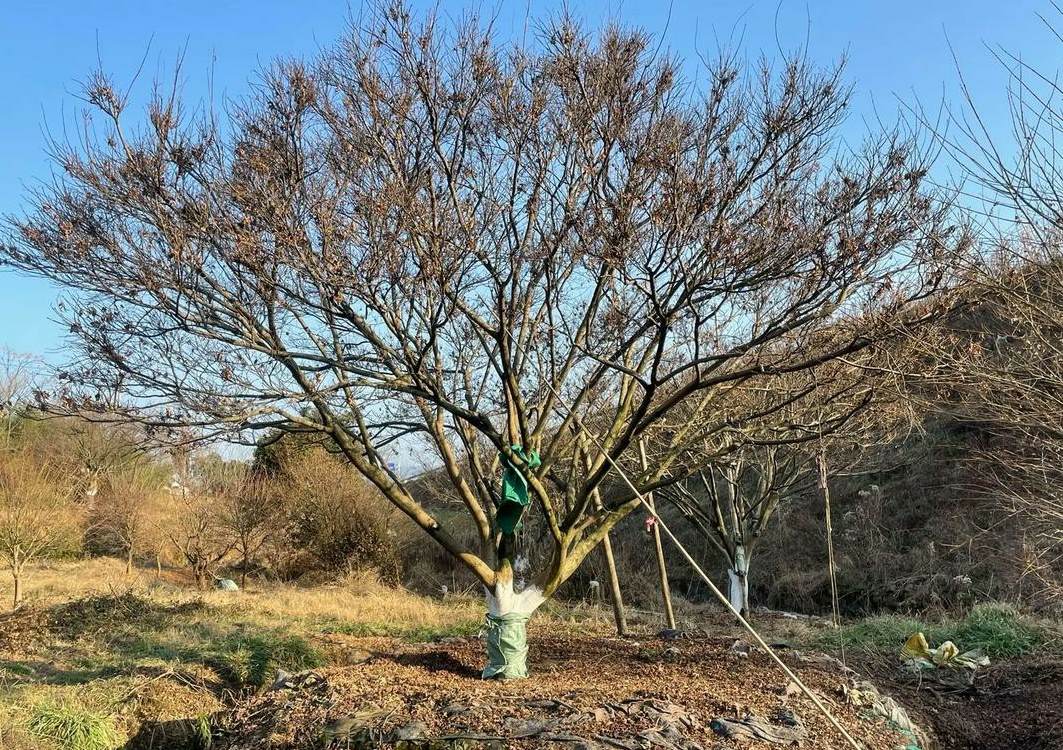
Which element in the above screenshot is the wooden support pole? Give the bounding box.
[591,488,628,636]
[817,450,841,628]
[639,439,676,630]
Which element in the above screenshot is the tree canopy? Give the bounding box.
[2,3,966,595]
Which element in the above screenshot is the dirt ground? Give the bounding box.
[857,656,1063,750]
[214,630,907,750]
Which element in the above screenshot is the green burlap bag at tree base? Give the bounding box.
[482,612,531,679]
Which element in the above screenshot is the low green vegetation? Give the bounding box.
[812,603,1057,658]
[28,702,119,750]
[217,632,324,687]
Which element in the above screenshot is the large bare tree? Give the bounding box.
[2,4,961,674]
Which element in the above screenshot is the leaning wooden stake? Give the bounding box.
[583,442,628,636]
[639,439,676,630]
[817,450,842,629]
[595,489,629,636]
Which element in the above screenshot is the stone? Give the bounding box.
[392,720,429,741]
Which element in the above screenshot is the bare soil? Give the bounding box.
[856,656,1063,750]
[214,630,909,749]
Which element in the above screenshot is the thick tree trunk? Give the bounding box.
[727,545,751,617]
[125,547,133,577]
[192,561,209,589]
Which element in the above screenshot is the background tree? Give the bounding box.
[666,443,812,617]
[0,351,39,447]
[912,13,1063,602]
[219,473,285,587]
[281,448,404,583]
[658,359,893,617]
[2,3,963,672]
[0,455,80,606]
[87,464,167,576]
[164,487,235,589]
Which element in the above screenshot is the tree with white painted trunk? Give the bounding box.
[660,362,915,618]
[665,444,813,617]
[3,2,962,673]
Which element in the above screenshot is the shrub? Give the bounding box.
[216,632,323,688]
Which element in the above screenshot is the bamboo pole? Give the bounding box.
[639,439,676,630]
[817,450,841,628]
[595,488,629,636]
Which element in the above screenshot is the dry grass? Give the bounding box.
[0,558,486,632]
[0,558,634,749]
[0,556,136,606]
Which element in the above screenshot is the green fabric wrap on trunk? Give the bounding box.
[481,613,530,679]
[496,446,540,534]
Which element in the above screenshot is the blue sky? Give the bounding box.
[1,0,1057,360]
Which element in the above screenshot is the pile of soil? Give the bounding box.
[214,631,911,749]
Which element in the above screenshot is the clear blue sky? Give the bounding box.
[1,0,1057,360]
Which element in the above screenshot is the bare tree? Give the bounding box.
[0,351,39,448]
[666,443,812,617]
[912,12,1063,602]
[165,487,235,589]
[88,465,166,576]
[2,4,962,672]
[220,473,284,587]
[0,456,79,607]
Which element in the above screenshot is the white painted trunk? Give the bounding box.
[727,545,750,616]
[484,576,546,617]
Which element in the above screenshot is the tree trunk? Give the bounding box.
[12,569,23,609]
[192,560,208,589]
[125,547,134,577]
[727,544,751,617]
[155,552,162,579]
[482,572,544,680]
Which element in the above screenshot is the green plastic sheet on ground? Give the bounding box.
[496,446,540,534]
[481,613,530,679]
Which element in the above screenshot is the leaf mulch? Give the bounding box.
[214,629,913,749]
